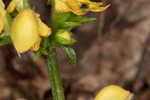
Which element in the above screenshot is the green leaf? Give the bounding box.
[51,12,71,31]
[50,12,95,32]
[57,13,96,30]
[62,46,77,64]
[68,15,96,23]
[62,22,82,30]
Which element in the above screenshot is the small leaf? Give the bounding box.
[62,22,82,30]
[68,15,96,23]
[62,46,77,64]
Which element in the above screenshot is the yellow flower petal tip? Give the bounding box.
[54,0,110,15]
[89,4,111,12]
[11,9,51,53]
[95,85,133,100]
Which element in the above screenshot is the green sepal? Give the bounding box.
[56,37,77,45]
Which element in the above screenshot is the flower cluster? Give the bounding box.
[0,0,115,100]
[0,0,109,54]
[55,0,110,15]
[0,0,51,53]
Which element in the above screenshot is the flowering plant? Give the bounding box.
[0,0,134,100]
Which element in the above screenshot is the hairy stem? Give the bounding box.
[47,47,65,100]
[46,0,65,99]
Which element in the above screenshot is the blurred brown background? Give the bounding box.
[1,0,150,100]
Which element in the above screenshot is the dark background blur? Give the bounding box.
[1,0,150,100]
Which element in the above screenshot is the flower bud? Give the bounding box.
[55,29,76,45]
[95,85,133,100]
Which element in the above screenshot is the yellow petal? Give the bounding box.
[67,0,86,15]
[72,0,110,14]
[55,0,71,13]
[11,9,40,53]
[0,18,4,33]
[0,0,6,33]
[7,0,24,13]
[7,0,17,13]
[35,13,51,37]
[31,37,41,51]
[0,0,5,9]
[95,85,133,100]
[16,0,24,12]
[0,2,5,17]
[89,4,111,12]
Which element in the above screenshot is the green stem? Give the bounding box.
[47,47,65,100]
[47,0,65,99]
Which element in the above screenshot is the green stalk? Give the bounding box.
[47,47,65,100]
[46,0,65,99]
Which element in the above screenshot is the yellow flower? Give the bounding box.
[7,0,24,13]
[11,9,51,53]
[95,85,133,100]
[54,0,110,15]
[0,0,7,33]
